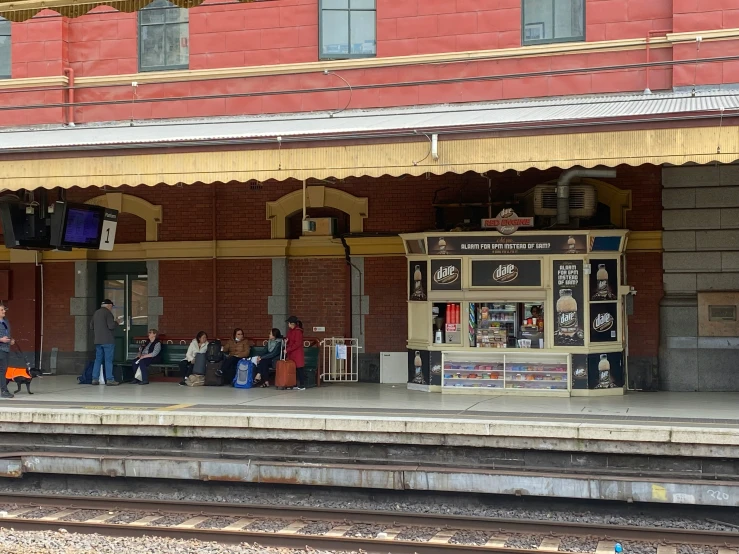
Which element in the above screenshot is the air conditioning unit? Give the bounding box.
[302,217,337,237]
[519,184,598,219]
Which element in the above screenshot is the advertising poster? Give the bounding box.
[407,349,430,385]
[587,351,624,389]
[553,260,584,347]
[590,302,619,343]
[408,260,427,301]
[430,259,462,291]
[428,234,586,256]
[572,354,588,390]
[471,260,542,287]
[589,259,618,301]
[428,351,442,386]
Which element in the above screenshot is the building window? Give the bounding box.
[522,0,584,46]
[138,0,189,72]
[0,18,10,79]
[320,0,376,59]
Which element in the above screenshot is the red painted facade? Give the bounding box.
[0,0,736,126]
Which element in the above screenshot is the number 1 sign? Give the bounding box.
[98,209,118,251]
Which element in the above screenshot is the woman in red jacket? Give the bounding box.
[285,316,305,390]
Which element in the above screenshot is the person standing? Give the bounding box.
[0,302,16,399]
[91,299,119,386]
[285,316,305,391]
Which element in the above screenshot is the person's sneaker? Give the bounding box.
[106,381,120,386]
[179,380,187,386]
[295,387,306,391]
[1,390,14,399]
[91,380,99,385]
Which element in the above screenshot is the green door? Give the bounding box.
[99,263,149,364]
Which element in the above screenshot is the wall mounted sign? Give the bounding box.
[553,259,584,347]
[408,260,427,301]
[430,259,462,291]
[472,260,542,287]
[481,208,534,235]
[428,234,586,256]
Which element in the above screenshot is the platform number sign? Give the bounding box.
[98,209,118,251]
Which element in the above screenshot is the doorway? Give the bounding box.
[98,263,148,363]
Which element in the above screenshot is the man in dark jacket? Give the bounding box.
[90,299,119,386]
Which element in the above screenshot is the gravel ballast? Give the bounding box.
[3,476,735,534]
[0,528,350,554]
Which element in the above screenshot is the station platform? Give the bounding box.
[6,375,739,426]
[3,377,739,507]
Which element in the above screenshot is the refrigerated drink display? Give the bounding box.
[472,303,517,348]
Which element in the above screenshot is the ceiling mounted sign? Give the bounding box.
[481,209,534,235]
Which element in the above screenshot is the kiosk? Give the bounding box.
[401,229,630,396]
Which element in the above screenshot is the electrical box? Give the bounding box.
[380,352,407,384]
[302,217,336,237]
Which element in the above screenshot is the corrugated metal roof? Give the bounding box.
[1,88,738,152]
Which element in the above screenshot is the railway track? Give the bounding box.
[0,493,735,553]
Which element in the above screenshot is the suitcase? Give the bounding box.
[204,360,223,386]
[275,339,296,389]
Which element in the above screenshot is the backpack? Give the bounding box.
[206,340,222,363]
[77,360,95,384]
[233,358,254,389]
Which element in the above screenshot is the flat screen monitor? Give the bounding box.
[62,206,102,248]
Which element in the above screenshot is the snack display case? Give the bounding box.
[443,351,570,395]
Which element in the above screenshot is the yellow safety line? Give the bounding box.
[156,404,194,411]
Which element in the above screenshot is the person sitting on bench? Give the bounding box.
[131,328,162,385]
[219,328,250,385]
[252,328,283,388]
[178,331,208,386]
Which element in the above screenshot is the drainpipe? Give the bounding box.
[557,169,617,226]
[63,68,75,126]
[212,184,217,335]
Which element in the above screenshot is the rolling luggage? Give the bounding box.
[204,360,223,386]
[275,339,296,390]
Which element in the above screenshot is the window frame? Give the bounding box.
[521,0,585,47]
[137,0,189,73]
[318,0,377,61]
[0,17,10,79]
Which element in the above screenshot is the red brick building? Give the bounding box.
[0,0,735,389]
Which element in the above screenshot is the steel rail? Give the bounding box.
[0,492,735,546]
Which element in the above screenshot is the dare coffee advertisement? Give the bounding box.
[430,259,462,291]
[471,259,542,287]
[590,302,619,343]
[588,351,624,389]
[589,259,618,301]
[553,260,585,347]
[571,354,588,390]
[408,260,428,301]
[428,234,587,256]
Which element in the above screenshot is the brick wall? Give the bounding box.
[288,258,349,340]
[215,258,272,339]
[42,262,75,353]
[625,252,662,358]
[158,259,214,337]
[364,256,408,354]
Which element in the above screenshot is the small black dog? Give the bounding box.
[6,366,42,394]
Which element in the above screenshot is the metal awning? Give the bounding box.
[0,90,736,189]
[2,89,738,152]
[0,0,270,22]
